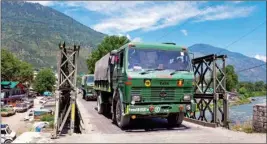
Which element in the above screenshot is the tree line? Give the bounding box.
[1,49,56,94]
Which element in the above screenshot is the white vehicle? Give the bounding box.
[24,111,34,121]
[1,124,16,144]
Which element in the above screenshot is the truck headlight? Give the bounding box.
[183,94,191,101]
[132,95,141,102]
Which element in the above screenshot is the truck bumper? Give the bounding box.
[125,103,196,116]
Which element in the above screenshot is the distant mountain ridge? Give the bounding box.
[1,1,106,72]
[189,44,266,82]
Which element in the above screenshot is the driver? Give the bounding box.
[175,58,185,70]
[139,51,158,69]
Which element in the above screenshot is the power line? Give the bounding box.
[236,63,266,73]
[217,20,266,55]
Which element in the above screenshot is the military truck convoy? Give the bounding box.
[81,74,96,101]
[92,42,196,129]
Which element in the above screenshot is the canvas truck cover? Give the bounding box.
[94,53,114,83]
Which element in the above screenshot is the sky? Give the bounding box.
[29,1,266,62]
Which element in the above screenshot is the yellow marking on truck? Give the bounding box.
[126,105,129,114]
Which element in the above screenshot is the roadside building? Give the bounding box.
[1,81,27,106]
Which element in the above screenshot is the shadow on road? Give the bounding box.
[101,110,191,133]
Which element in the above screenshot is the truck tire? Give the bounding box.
[167,112,184,127]
[4,139,12,144]
[115,99,130,129]
[97,94,104,114]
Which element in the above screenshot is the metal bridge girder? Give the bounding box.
[186,54,229,128]
[52,42,80,139]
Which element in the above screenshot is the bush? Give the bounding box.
[40,114,54,122]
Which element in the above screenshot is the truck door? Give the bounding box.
[113,50,125,89]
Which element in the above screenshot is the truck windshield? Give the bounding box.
[86,76,94,83]
[128,48,191,71]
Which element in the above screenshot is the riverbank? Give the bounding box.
[230,91,266,107]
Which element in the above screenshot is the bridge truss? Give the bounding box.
[185,54,229,128]
[52,42,80,138]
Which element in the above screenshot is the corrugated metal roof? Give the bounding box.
[1,81,19,88]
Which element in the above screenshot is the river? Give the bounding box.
[229,96,266,124]
[194,96,266,124]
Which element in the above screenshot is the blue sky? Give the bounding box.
[30,1,266,62]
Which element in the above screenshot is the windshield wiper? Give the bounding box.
[140,68,165,75]
[170,69,188,75]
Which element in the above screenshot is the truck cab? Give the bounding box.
[94,42,196,129]
[81,74,96,101]
[1,124,16,144]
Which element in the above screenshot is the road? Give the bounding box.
[60,95,267,143]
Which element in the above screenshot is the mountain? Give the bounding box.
[1,1,106,72]
[189,44,266,82]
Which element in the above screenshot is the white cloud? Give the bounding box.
[255,55,266,62]
[27,1,55,6]
[28,1,256,34]
[126,34,131,40]
[232,1,243,4]
[90,2,255,34]
[180,29,188,36]
[132,37,142,42]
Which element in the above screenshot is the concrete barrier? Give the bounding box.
[253,103,267,133]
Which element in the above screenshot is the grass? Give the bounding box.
[231,121,254,133]
[40,114,54,122]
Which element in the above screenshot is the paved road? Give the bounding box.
[74,95,266,143]
[78,95,200,134]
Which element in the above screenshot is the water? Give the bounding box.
[229,96,266,124]
[194,96,266,124]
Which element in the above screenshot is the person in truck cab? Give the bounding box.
[139,51,159,69]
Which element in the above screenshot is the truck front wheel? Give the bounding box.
[115,99,130,129]
[167,112,184,127]
[4,139,12,144]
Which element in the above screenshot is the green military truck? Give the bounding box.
[81,74,96,101]
[94,42,196,129]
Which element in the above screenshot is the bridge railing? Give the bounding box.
[185,54,229,128]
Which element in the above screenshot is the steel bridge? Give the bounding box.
[51,42,229,138]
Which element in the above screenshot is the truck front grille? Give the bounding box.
[131,87,193,102]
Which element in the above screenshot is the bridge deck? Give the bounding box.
[75,94,266,143]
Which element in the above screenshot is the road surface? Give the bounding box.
[55,94,266,143]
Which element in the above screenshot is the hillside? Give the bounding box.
[189,44,266,82]
[1,1,106,72]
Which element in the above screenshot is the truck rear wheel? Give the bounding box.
[167,112,184,127]
[97,94,104,114]
[115,99,130,129]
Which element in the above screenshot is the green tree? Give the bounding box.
[1,49,20,81]
[254,81,265,91]
[220,65,238,91]
[86,36,130,73]
[33,68,56,94]
[1,49,33,85]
